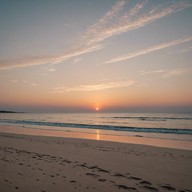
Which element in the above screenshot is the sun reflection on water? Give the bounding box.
[96,130,100,140]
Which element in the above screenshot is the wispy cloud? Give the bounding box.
[44,65,57,72]
[53,80,135,93]
[30,83,38,87]
[73,58,82,64]
[139,70,165,75]
[11,79,38,87]
[83,0,191,46]
[105,36,192,64]
[168,46,192,54]
[162,68,192,78]
[139,67,192,78]
[12,80,19,83]
[0,44,102,70]
[0,0,191,70]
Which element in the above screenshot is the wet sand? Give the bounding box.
[0,125,191,150]
[0,131,192,192]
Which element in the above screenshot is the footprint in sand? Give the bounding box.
[139,180,152,186]
[97,168,110,173]
[115,184,138,191]
[142,185,159,192]
[70,180,76,183]
[98,179,107,182]
[86,173,99,178]
[129,176,142,181]
[113,173,127,178]
[160,184,176,191]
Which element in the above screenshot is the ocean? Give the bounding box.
[0,112,192,149]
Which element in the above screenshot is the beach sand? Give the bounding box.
[0,131,192,192]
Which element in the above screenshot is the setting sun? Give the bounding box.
[0,1,192,191]
[0,0,191,114]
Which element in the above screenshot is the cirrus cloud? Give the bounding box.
[53,80,135,93]
[0,0,191,70]
[105,36,192,64]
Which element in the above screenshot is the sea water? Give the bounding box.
[0,113,192,148]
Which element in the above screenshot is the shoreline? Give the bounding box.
[0,131,192,192]
[0,124,192,150]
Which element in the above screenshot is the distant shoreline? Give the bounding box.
[0,110,24,113]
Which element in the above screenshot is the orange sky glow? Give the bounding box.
[0,0,192,113]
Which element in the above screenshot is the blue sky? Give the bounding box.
[0,0,192,112]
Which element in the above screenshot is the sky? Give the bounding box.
[0,0,192,113]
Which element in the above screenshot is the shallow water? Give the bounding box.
[0,112,192,149]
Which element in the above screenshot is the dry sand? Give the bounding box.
[0,132,192,192]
